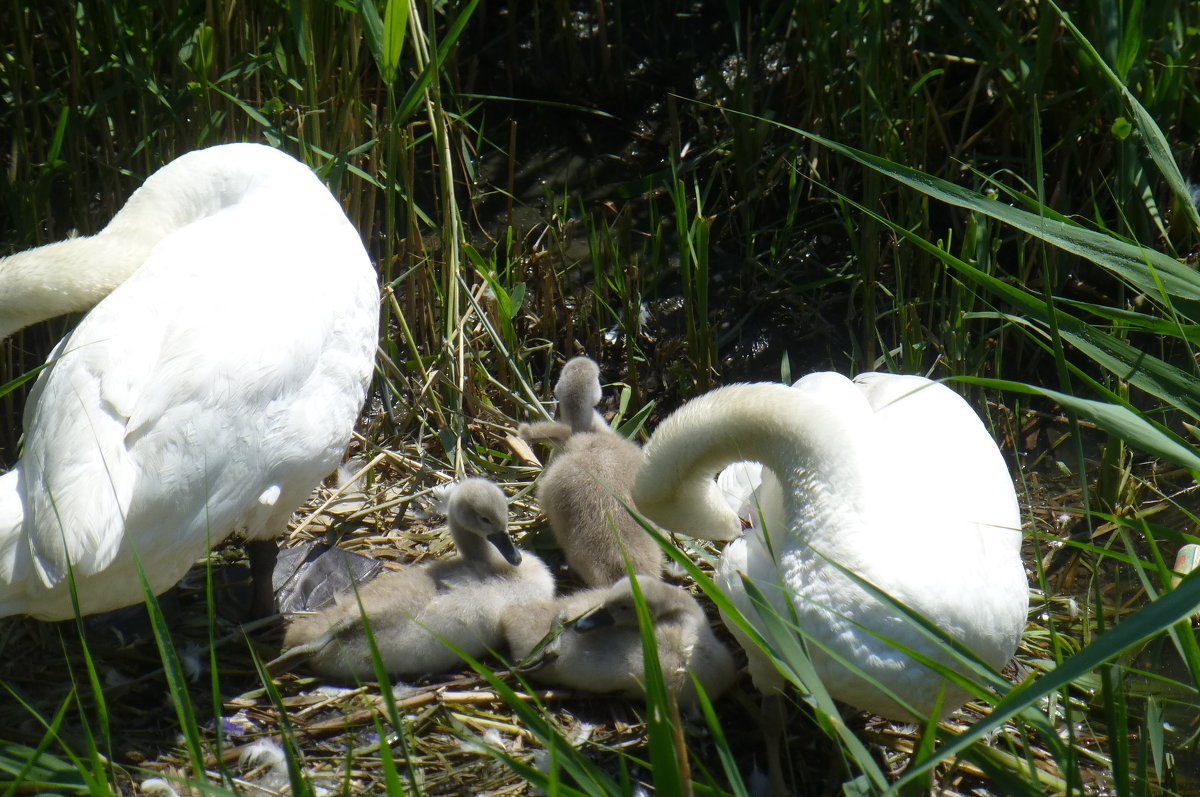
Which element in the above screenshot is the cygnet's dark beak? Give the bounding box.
[488,532,523,566]
[572,605,614,633]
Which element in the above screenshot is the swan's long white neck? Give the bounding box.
[632,380,875,542]
[0,234,152,339]
[0,144,331,340]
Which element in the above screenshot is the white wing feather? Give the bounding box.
[0,144,377,618]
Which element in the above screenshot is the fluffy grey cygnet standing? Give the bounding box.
[273,478,554,681]
[519,356,663,586]
[501,576,735,709]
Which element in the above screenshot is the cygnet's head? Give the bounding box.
[555,356,603,433]
[446,477,522,566]
[572,576,690,631]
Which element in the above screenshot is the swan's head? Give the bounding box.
[555,356,603,433]
[446,477,522,566]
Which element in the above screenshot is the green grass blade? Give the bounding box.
[372,713,410,795]
[625,572,686,795]
[248,651,316,797]
[0,740,89,795]
[1,361,52,399]
[393,0,480,121]
[0,687,90,796]
[823,182,1200,420]
[1046,0,1200,234]
[135,584,206,781]
[381,0,410,84]
[442,643,623,793]
[893,573,1200,789]
[958,376,1200,472]
[357,0,385,69]
[689,673,748,797]
[740,112,1200,310]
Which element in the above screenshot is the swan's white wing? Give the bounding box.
[18,187,376,612]
[0,470,27,590]
[849,372,1027,668]
[714,534,798,692]
[851,372,1021,552]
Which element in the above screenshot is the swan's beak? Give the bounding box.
[488,532,523,566]
[572,606,614,633]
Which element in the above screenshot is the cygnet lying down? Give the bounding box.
[272,478,554,681]
[501,576,735,709]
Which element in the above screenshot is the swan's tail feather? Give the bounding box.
[0,468,30,617]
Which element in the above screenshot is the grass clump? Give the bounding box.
[4,0,1200,794]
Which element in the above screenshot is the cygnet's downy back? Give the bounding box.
[501,576,735,709]
[519,356,663,586]
[274,477,554,682]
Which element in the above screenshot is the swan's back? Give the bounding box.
[853,372,1021,554]
[0,144,379,618]
[634,373,1027,720]
[844,373,1026,670]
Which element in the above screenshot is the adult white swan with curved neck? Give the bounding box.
[632,371,1027,720]
[0,143,379,619]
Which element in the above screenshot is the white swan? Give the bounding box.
[501,575,735,709]
[0,143,379,619]
[632,371,1028,720]
[275,478,555,681]
[520,356,662,586]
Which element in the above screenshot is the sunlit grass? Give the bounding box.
[3,0,1200,793]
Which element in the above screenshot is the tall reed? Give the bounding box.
[3,0,1200,793]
